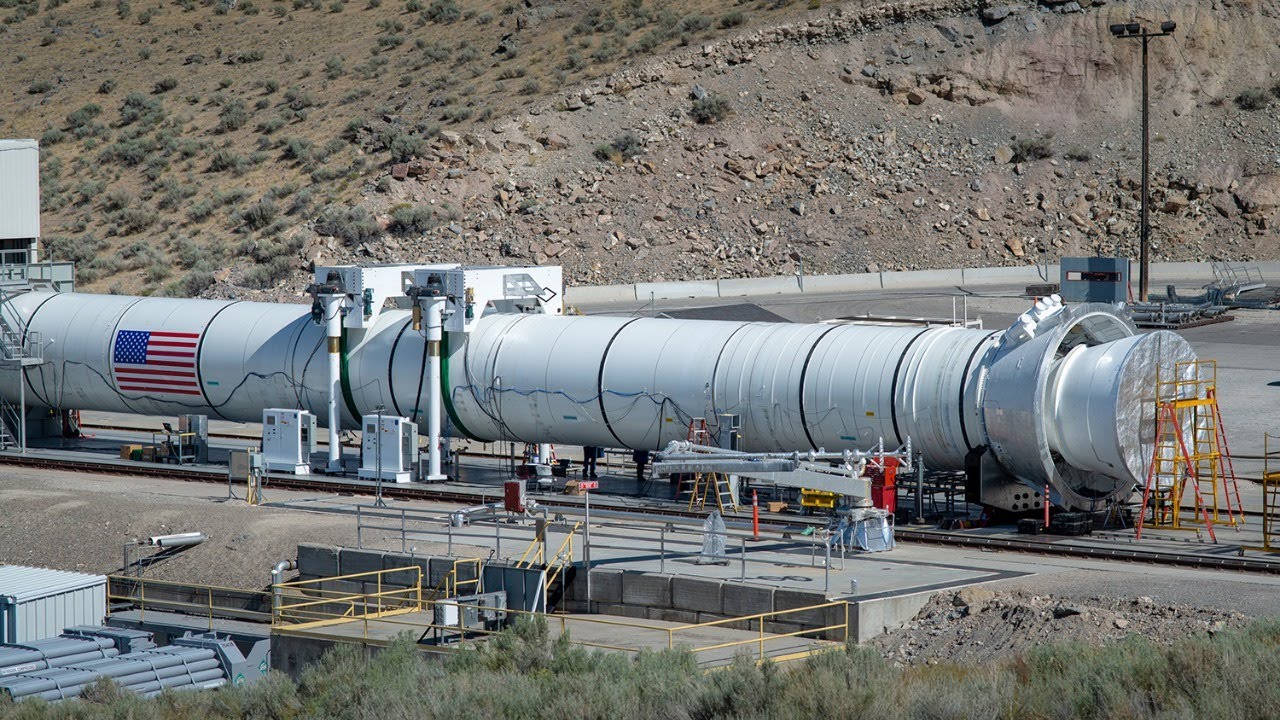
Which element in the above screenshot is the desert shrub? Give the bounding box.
[388,204,434,234]
[690,92,730,123]
[424,0,458,23]
[520,78,541,95]
[1064,146,1092,162]
[98,79,117,94]
[593,132,643,163]
[234,198,279,231]
[314,204,380,244]
[101,188,134,212]
[119,92,165,126]
[27,79,53,94]
[216,100,249,132]
[66,103,102,129]
[40,128,66,145]
[680,14,709,32]
[208,149,248,173]
[116,206,157,235]
[1235,87,1270,110]
[152,77,178,93]
[174,268,216,295]
[719,10,745,28]
[378,129,426,162]
[1010,136,1054,162]
[283,86,315,111]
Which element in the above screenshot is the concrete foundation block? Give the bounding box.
[564,284,637,305]
[296,543,339,578]
[721,583,775,618]
[801,272,883,293]
[338,548,386,578]
[621,572,672,608]
[852,591,933,643]
[879,268,964,289]
[380,552,431,588]
[672,577,723,615]
[773,588,831,627]
[647,607,698,625]
[717,275,800,297]
[587,569,623,604]
[635,280,719,301]
[596,602,648,620]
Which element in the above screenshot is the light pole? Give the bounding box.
[1110,20,1176,303]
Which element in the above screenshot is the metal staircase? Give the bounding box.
[0,288,47,452]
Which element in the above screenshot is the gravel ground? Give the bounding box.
[872,587,1249,667]
[0,467,483,589]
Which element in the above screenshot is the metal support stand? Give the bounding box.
[373,406,387,508]
[322,292,345,473]
[423,294,447,481]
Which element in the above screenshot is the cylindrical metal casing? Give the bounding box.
[0,291,1196,508]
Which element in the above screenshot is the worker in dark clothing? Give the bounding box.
[583,446,599,478]
[633,449,650,480]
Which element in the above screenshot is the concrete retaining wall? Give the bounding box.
[564,260,1274,307]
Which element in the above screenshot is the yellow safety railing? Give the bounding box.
[106,576,273,631]
[272,567,423,631]
[270,575,848,666]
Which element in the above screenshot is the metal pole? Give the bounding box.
[823,540,830,595]
[356,505,363,548]
[18,373,25,454]
[914,452,924,523]
[447,521,453,555]
[660,525,666,574]
[324,293,343,472]
[584,487,592,606]
[739,538,746,582]
[494,517,501,559]
[401,509,406,553]
[374,407,386,508]
[424,295,447,481]
[1139,33,1151,302]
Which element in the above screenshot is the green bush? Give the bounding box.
[379,129,427,162]
[718,10,745,28]
[208,149,249,173]
[1010,136,1054,162]
[216,100,249,132]
[314,204,380,244]
[593,132,643,164]
[690,92,731,124]
[388,204,434,234]
[235,198,279,231]
[424,0,458,23]
[26,79,53,94]
[1235,87,1270,110]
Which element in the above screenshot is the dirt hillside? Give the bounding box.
[2,0,1278,299]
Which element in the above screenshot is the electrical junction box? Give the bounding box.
[1060,257,1129,303]
[359,414,418,483]
[261,409,316,474]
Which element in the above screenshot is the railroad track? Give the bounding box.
[3,450,1278,575]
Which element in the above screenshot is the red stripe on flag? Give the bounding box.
[148,331,201,338]
[143,360,198,368]
[114,368,196,378]
[147,350,196,358]
[147,340,199,348]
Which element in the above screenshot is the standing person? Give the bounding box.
[633,449,650,481]
[583,446,599,478]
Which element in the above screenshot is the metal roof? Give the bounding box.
[0,566,106,604]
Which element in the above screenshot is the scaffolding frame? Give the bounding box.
[678,418,737,512]
[1261,434,1280,553]
[1135,360,1241,541]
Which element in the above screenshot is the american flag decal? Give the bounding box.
[112,330,202,396]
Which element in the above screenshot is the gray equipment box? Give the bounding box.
[1060,257,1129,303]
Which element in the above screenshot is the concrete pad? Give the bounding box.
[801,272,883,293]
[565,284,636,305]
[635,280,720,301]
[717,275,800,297]
[721,583,775,618]
[621,571,672,608]
[962,265,1056,286]
[588,569,623,603]
[338,548,386,577]
[296,543,338,578]
[879,269,964,289]
[1147,262,1212,283]
[672,576,723,614]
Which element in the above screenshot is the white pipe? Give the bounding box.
[146,531,205,548]
[324,293,343,473]
[424,295,446,481]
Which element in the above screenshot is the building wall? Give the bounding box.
[0,140,40,243]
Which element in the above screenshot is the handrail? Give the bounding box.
[106,575,273,631]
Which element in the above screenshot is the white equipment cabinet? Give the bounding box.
[359,414,418,483]
[262,409,316,474]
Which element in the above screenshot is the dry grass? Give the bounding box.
[0,0,811,295]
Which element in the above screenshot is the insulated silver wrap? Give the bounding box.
[0,291,1196,508]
